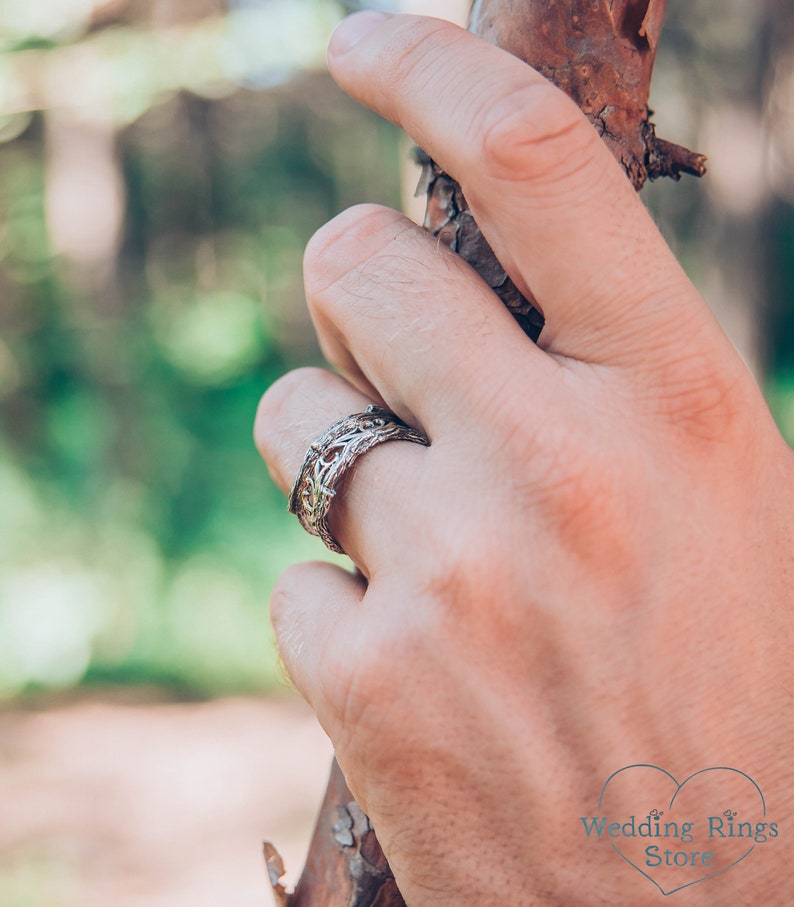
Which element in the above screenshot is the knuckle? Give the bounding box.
[304,206,423,334]
[530,426,639,572]
[652,349,754,445]
[268,563,304,631]
[328,607,440,769]
[254,366,325,460]
[385,18,462,98]
[303,204,405,301]
[255,367,309,432]
[322,657,394,758]
[268,567,317,679]
[414,520,504,616]
[484,384,546,461]
[473,80,598,186]
[542,454,621,542]
[270,563,360,709]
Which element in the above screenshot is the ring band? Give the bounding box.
[288,405,429,554]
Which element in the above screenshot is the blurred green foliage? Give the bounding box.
[0,0,792,702]
[0,0,403,699]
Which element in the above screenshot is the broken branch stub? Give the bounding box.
[420,0,706,340]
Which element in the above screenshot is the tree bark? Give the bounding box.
[421,0,705,339]
[266,760,401,906]
[267,2,704,904]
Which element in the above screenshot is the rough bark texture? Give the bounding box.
[267,2,705,904]
[422,0,705,339]
[266,761,401,907]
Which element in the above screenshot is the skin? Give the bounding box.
[254,12,794,906]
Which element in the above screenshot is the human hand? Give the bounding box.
[255,12,794,905]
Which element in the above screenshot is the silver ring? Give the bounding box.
[288,405,429,554]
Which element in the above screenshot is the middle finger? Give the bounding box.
[303,203,557,435]
[326,14,708,367]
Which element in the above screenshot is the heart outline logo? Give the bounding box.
[597,765,766,896]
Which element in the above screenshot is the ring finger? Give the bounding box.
[255,366,431,574]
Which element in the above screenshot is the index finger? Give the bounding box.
[327,12,714,366]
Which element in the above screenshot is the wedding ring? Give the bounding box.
[288,405,429,554]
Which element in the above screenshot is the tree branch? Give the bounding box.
[421,0,706,339]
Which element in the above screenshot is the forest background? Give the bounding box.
[1,0,793,699]
[0,0,792,903]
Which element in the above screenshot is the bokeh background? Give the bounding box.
[0,0,792,904]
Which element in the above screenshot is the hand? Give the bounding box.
[255,12,794,905]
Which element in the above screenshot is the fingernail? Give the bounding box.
[330,11,392,55]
